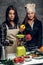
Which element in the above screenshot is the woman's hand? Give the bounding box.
[17,38,21,46]
[9,40,13,46]
[5,40,12,46]
[19,27,24,32]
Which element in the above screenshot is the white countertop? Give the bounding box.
[6,53,43,65]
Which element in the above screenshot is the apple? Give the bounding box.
[20,24,25,29]
[26,34,32,41]
[20,24,25,31]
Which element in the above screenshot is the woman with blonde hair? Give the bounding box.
[19,3,42,51]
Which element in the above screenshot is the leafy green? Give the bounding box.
[0,59,14,65]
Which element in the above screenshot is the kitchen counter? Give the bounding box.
[6,53,43,65]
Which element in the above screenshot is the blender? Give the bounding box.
[16,34,26,57]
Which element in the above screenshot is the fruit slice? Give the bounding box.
[16,34,25,38]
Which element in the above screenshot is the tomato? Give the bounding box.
[19,58,24,63]
[14,58,19,63]
[18,57,21,60]
[14,57,24,63]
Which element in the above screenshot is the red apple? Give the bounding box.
[26,34,32,41]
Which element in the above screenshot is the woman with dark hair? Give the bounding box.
[0,5,19,56]
[19,3,42,51]
[6,5,19,26]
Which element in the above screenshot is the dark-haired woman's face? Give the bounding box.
[8,9,15,21]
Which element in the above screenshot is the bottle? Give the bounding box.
[2,46,6,60]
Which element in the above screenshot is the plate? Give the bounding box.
[26,51,43,59]
[33,56,43,59]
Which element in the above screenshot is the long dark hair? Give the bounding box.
[5,5,19,25]
[22,13,37,24]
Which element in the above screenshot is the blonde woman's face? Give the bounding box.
[8,10,15,21]
[27,11,35,20]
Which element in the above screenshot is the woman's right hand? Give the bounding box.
[5,40,12,46]
[9,40,13,46]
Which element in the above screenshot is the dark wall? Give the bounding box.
[0,0,43,44]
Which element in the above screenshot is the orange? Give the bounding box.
[39,46,43,52]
